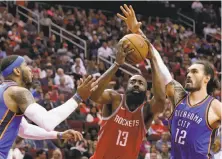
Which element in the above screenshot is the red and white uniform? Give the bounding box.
[91,95,147,159]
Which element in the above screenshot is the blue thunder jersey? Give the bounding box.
[169,94,215,159]
[0,81,23,158]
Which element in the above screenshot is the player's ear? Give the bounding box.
[13,67,21,76]
[204,75,211,84]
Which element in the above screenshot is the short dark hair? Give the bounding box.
[0,55,19,73]
[36,149,46,156]
[194,60,220,94]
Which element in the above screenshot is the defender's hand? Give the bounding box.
[77,75,98,100]
[117,4,142,33]
[58,129,83,141]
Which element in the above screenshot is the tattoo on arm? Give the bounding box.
[11,88,35,113]
[167,80,187,107]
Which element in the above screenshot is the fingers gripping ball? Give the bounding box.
[120,34,149,65]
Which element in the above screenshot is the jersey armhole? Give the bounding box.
[102,94,123,120]
[141,106,148,134]
[205,98,215,131]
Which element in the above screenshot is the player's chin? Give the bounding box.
[185,85,194,92]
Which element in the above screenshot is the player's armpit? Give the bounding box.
[166,79,187,108]
[90,89,120,105]
[10,86,35,113]
[211,99,222,121]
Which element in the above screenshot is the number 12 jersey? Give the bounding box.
[169,94,215,159]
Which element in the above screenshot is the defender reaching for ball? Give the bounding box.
[0,55,98,159]
[89,28,166,159]
[118,4,221,159]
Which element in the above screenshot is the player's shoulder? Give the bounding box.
[6,85,29,96]
[104,89,122,100]
[210,98,222,109]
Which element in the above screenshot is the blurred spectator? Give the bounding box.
[51,149,62,159]
[54,68,74,89]
[35,149,47,159]
[7,137,25,159]
[191,0,203,13]
[160,143,171,159]
[148,116,168,141]
[98,41,113,59]
[86,107,102,124]
[68,107,86,121]
[71,57,87,76]
[38,92,56,110]
[156,132,171,152]
[58,77,73,97]
[0,47,7,59]
[144,144,162,159]
[54,93,66,106]
[24,18,37,36]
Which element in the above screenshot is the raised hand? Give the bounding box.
[115,40,134,65]
[77,75,98,100]
[117,4,141,33]
[59,129,83,141]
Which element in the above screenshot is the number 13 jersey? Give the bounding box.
[90,95,147,159]
[169,94,215,159]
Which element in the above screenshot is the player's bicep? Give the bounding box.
[91,89,116,105]
[10,87,35,113]
[166,80,187,108]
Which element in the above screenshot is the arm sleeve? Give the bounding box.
[24,98,78,131]
[150,44,173,85]
[18,117,58,140]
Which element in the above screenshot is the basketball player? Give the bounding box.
[117,4,221,159]
[89,25,166,158]
[0,55,98,159]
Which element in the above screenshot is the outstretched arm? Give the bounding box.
[148,43,166,114]
[9,76,97,131]
[18,117,58,140]
[19,118,83,141]
[117,4,187,108]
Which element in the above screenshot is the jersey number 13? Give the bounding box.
[116,130,129,147]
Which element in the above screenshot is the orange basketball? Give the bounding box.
[120,34,149,65]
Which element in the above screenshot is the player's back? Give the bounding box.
[91,95,147,159]
[0,81,23,158]
[169,94,215,159]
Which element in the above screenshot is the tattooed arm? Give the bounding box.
[9,86,79,131]
[166,80,187,108]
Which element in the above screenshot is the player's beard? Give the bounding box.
[125,90,146,111]
[21,70,32,89]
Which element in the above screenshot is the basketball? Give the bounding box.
[120,34,149,65]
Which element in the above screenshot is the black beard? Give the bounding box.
[125,90,146,111]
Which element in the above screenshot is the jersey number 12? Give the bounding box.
[175,128,187,145]
[116,130,129,147]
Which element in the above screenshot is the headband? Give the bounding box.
[2,56,25,77]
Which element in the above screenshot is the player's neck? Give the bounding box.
[11,78,24,87]
[189,88,208,103]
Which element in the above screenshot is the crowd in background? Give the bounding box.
[0,1,221,159]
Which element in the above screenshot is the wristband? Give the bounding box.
[114,62,120,67]
[57,132,63,140]
[73,92,83,104]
